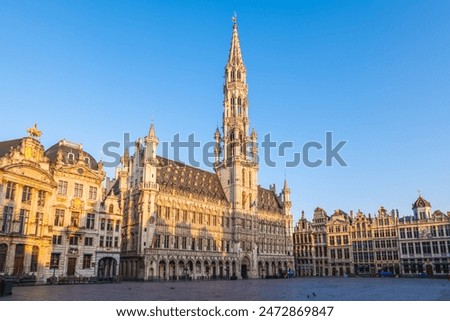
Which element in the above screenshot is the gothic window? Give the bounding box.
[249,172,252,188]
[237,71,241,79]
[174,236,179,249]
[242,169,245,186]
[155,234,161,249]
[165,207,170,219]
[164,235,170,249]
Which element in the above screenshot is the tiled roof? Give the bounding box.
[0,139,22,157]
[45,142,98,170]
[257,186,283,213]
[156,156,228,203]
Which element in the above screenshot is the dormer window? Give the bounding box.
[84,157,90,166]
[67,152,75,164]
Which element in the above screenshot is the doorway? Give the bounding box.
[67,258,77,276]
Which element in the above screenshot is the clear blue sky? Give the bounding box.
[1,1,449,221]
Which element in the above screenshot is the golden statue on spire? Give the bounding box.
[27,123,42,138]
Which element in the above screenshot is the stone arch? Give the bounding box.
[218,260,224,278]
[169,260,176,280]
[98,257,118,279]
[195,260,202,279]
[225,261,231,279]
[231,261,237,278]
[241,256,251,279]
[158,260,167,280]
[204,261,210,278]
[211,260,217,278]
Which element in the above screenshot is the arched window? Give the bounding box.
[84,157,90,166]
[0,244,7,272]
[67,152,75,164]
[249,172,252,188]
[242,169,246,186]
[109,204,114,214]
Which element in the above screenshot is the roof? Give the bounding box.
[412,196,431,209]
[45,141,98,170]
[257,186,283,213]
[0,139,22,157]
[156,156,228,203]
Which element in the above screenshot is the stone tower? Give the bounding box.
[215,16,259,215]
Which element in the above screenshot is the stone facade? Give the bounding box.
[113,19,295,281]
[294,196,450,277]
[0,132,120,283]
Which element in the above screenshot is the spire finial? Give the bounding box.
[417,189,422,197]
[232,12,237,28]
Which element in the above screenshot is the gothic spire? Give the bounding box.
[227,15,245,69]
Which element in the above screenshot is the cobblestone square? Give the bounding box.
[1,277,449,301]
